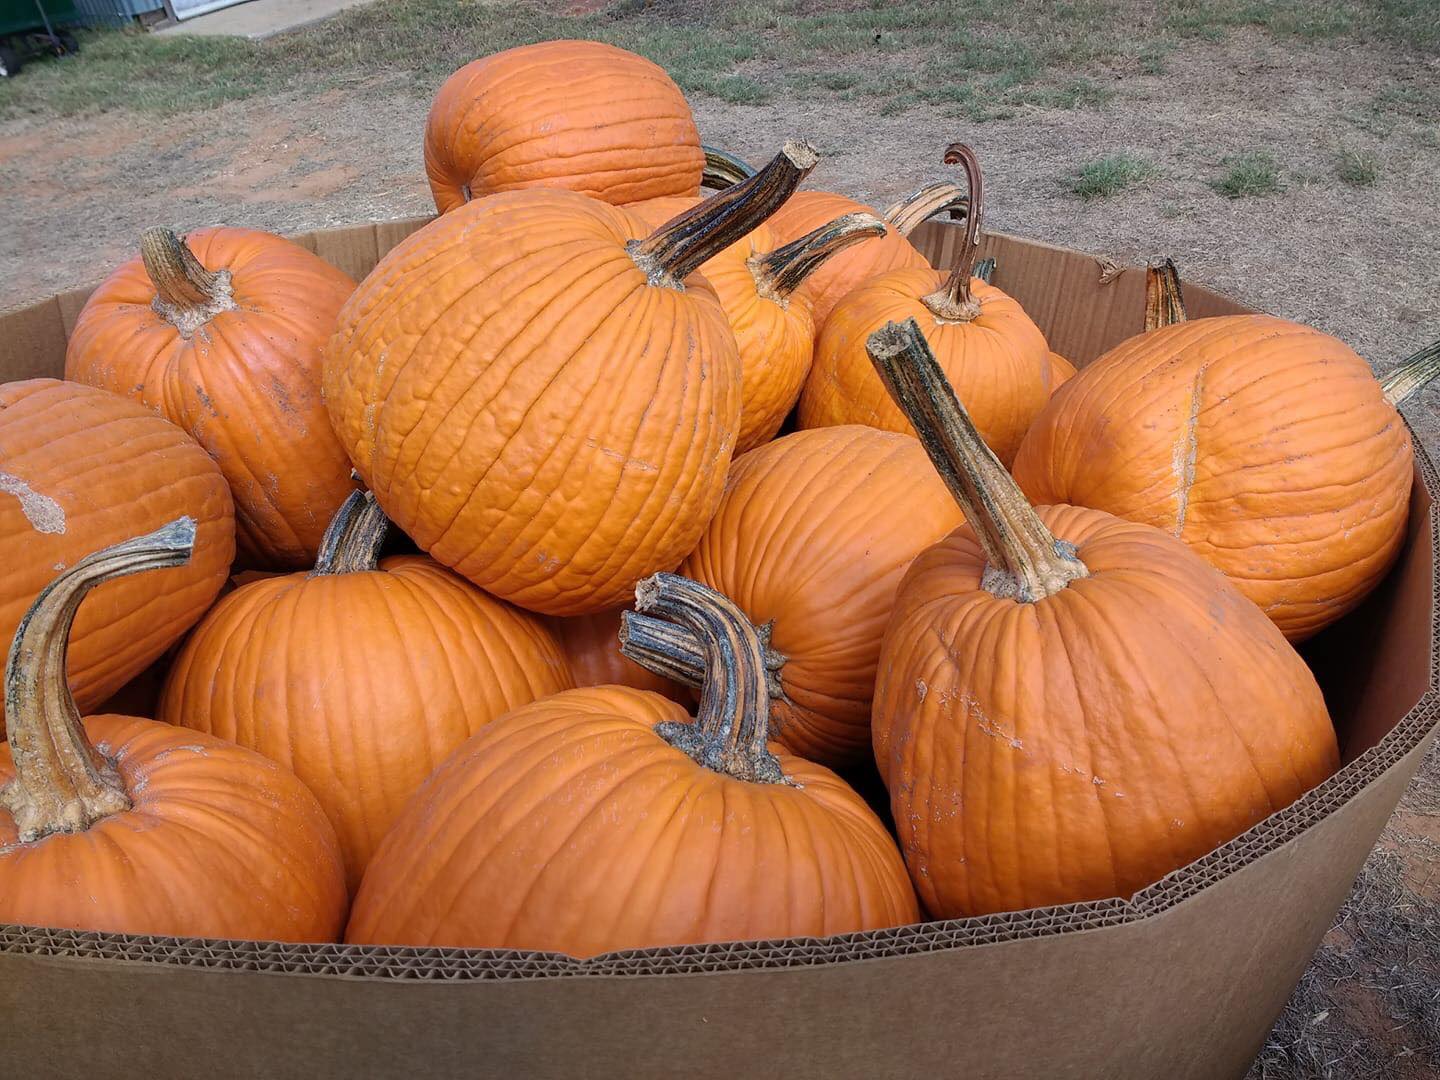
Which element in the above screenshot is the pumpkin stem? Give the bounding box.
[701,144,757,190]
[629,140,819,288]
[633,573,789,785]
[140,227,236,339]
[1381,338,1440,406]
[749,212,887,304]
[1,518,195,842]
[882,180,970,235]
[867,319,1088,602]
[973,256,996,284]
[312,490,390,576]
[920,144,985,323]
[619,609,787,700]
[1144,259,1188,331]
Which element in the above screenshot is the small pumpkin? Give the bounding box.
[648,425,964,769]
[424,40,704,212]
[548,605,689,703]
[627,195,887,451]
[326,142,817,616]
[1012,261,1416,641]
[0,379,234,737]
[159,491,574,890]
[0,519,347,941]
[799,145,1053,467]
[346,573,918,953]
[65,226,358,569]
[867,318,1338,917]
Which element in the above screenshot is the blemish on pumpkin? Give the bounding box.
[0,471,66,534]
[1171,365,1206,537]
[915,678,927,702]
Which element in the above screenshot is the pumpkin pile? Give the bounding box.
[2,38,1431,951]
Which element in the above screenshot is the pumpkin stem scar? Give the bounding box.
[1381,337,1440,406]
[140,227,237,340]
[866,318,1088,603]
[921,143,986,323]
[700,144,757,190]
[632,573,792,785]
[619,609,788,701]
[1145,259,1188,331]
[628,139,818,289]
[1,518,196,841]
[312,490,390,576]
[749,212,887,306]
[882,180,970,236]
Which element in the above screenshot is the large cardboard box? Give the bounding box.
[1,217,1434,1079]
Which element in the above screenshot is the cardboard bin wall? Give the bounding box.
[0,217,1435,1080]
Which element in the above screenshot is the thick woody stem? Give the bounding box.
[866,319,1088,602]
[2,518,196,842]
[140,227,235,338]
[1381,339,1440,407]
[748,212,887,304]
[633,574,788,785]
[1144,259,1188,331]
[629,140,819,287]
[312,490,390,576]
[619,610,787,700]
[701,144,757,190]
[920,143,985,323]
[882,180,969,235]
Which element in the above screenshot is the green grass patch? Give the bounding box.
[1067,153,1157,198]
[1335,147,1379,187]
[1211,151,1283,197]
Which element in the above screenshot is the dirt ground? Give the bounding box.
[0,15,1437,1077]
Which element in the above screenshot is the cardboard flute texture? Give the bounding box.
[0,217,1435,1080]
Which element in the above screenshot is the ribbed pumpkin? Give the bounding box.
[799,146,1052,467]
[548,606,688,703]
[0,379,233,738]
[326,143,817,616]
[632,425,963,769]
[1012,262,1415,641]
[159,491,573,890]
[627,195,887,452]
[65,226,357,570]
[424,40,704,213]
[0,520,347,942]
[346,574,918,954]
[866,318,1338,917]
[1045,352,1078,392]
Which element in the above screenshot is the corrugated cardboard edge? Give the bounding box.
[0,216,1433,983]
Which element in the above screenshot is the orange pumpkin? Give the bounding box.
[326,143,817,616]
[0,520,347,942]
[424,40,703,212]
[652,426,964,769]
[0,379,234,737]
[1012,262,1414,641]
[548,606,689,703]
[866,318,1338,917]
[65,226,357,569]
[627,195,887,452]
[1045,351,1078,392]
[799,145,1052,467]
[347,573,917,953]
[158,491,573,890]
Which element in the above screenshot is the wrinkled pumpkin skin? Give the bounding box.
[65,227,358,569]
[1012,315,1413,640]
[765,191,929,329]
[346,686,919,954]
[160,555,574,891]
[324,189,741,616]
[0,380,234,738]
[0,715,348,942]
[425,40,703,213]
[801,269,1052,466]
[681,426,963,768]
[875,504,1339,919]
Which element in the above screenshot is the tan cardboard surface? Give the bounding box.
[1,217,1434,1079]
